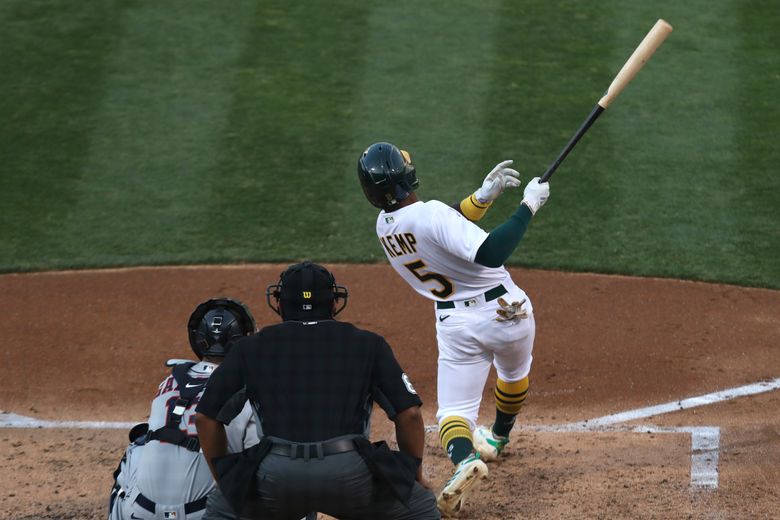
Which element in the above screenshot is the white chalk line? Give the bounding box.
[421,376,780,433]
[0,411,136,430]
[3,377,778,488]
[566,376,780,429]
[4,376,776,431]
[424,377,780,489]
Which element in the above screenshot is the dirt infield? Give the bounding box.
[1,264,779,519]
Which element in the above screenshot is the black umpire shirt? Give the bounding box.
[196,319,422,441]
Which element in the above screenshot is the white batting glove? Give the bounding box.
[521,177,550,215]
[495,297,529,322]
[474,160,522,204]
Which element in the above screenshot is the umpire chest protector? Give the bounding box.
[147,362,203,452]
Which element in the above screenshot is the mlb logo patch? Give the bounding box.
[164,512,177,519]
[385,216,394,224]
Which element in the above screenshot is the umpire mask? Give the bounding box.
[266,261,348,321]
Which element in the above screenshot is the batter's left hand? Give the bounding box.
[474,160,521,204]
[495,297,528,321]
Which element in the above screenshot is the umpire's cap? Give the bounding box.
[266,261,348,321]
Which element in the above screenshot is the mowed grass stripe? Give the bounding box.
[515,6,704,276]
[476,2,622,269]
[735,4,780,288]
[205,2,373,263]
[598,4,743,283]
[478,1,776,288]
[346,0,504,260]
[586,2,778,287]
[55,2,256,269]
[0,2,121,271]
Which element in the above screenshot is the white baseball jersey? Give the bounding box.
[110,361,258,520]
[376,200,509,301]
[375,199,535,428]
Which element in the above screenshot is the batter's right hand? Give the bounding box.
[521,177,550,215]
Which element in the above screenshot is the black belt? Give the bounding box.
[269,437,357,460]
[135,492,207,515]
[436,284,507,309]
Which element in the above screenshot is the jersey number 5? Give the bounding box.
[404,260,453,298]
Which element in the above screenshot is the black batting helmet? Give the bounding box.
[266,261,348,321]
[187,298,256,359]
[357,142,418,210]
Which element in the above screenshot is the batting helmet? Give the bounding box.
[357,142,418,210]
[266,261,348,321]
[187,298,256,359]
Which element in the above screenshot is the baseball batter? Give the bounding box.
[357,142,550,516]
[109,298,259,520]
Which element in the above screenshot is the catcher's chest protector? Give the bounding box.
[146,362,204,451]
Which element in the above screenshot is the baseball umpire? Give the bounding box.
[109,298,259,520]
[195,261,440,520]
[357,142,550,516]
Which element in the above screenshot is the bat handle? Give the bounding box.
[540,104,605,183]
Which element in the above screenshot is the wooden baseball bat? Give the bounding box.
[540,19,673,183]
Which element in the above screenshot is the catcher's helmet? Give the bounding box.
[187,298,256,359]
[357,142,418,210]
[266,261,348,321]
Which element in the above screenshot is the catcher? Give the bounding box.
[108,298,260,520]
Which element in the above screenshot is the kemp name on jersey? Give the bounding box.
[379,232,418,258]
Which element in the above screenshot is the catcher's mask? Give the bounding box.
[266,261,348,321]
[187,298,256,360]
[357,142,418,210]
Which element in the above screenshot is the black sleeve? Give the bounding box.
[215,387,248,424]
[372,387,396,419]
[373,338,422,419]
[195,341,246,423]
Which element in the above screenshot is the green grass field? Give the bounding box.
[1,0,777,288]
